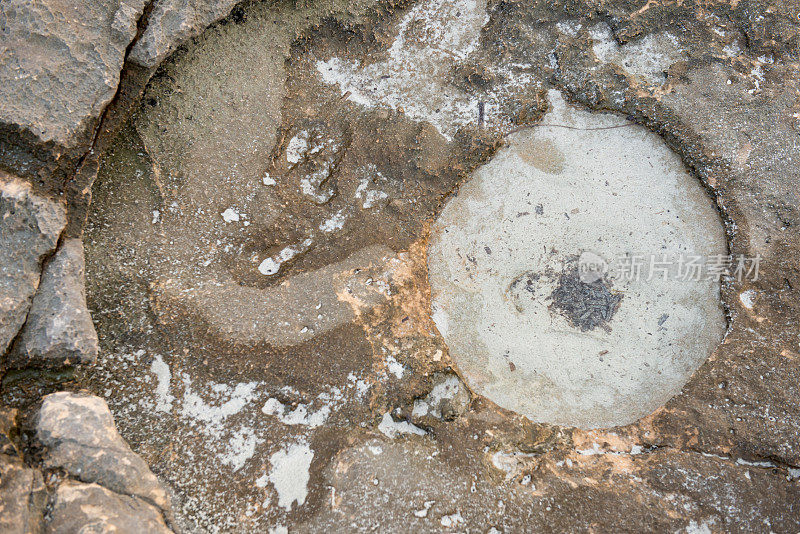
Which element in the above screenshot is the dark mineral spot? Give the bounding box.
[549,269,622,332]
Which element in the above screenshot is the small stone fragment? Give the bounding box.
[35,392,170,511]
[47,481,172,534]
[378,412,427,439]
[411,373,470,422]
[0,176,66,356]
[10,239,98,368]
[548,267,622,332]
[0,406,19,456]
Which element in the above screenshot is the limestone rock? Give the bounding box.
[35,392,170,511]
[10,239,98,368]
[0,0,147,180]
[0,176,66,357]
[0,454,46,534]
[129,0,242,68]
[47,481,172,534]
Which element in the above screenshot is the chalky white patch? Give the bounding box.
[377,412,426,438]
[286,131,309,164]
[221,207,240,223]
[428,90,726,428]
[739,290,756,310]
[590,23,685,85]
[258,238,314,276]
[386,355,404,379]
[316,0,489,139]
[268,442,314,511]
[319,210,347,232]
[149,354,174,413]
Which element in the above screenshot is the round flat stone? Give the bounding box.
[428,91,727,429]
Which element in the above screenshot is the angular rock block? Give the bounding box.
[0,0,147,179]
[10,239,98,368]
[129,0,242,68]
[0,454,46,534]
[35,392,171,511]
[0,176,66,356]
[48,481,172,534]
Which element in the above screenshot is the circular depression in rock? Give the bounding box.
[428,91,727,429]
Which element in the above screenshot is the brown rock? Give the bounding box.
[0,406,19,456]
[0,175,66,357]
[47,481,172,534]
[0,454,46,534]
[35,392,171,511]
[10,239,98,368]
[0,0,147,182]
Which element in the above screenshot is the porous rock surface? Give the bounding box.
[35,391,171,511]
[0,0,799,532]
[77,0,800,531]
[10,239,99,368]
[0,175,66,357]
[0,0,176,530]
[0,0,147,180]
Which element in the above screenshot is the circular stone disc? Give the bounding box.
[428,91,727,429]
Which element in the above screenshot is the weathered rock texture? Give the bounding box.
[35,392,171,511]
[1,0,799,532]
[0,0,147,182]
[10,239,98,368]
[0,406,18,456]
[0,393,174,534]
[78,0,800,530]
[0,454,46,534]
[129,0,242,68]
[0,175,66,357]
[48,481,172,534]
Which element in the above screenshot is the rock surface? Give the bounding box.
[75,0,800,530]
[0,406,18,455]
[428,90,727,428]
[1,0,799,532]
[411,373,470,422]
[35,392,171,511]
[129,0,242,68]
[0,0,147,180]
[299,437,800,533]
[0,175,66,357]
[0,454,46,534]
[48,481,172,534]
[10,239,98,368]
